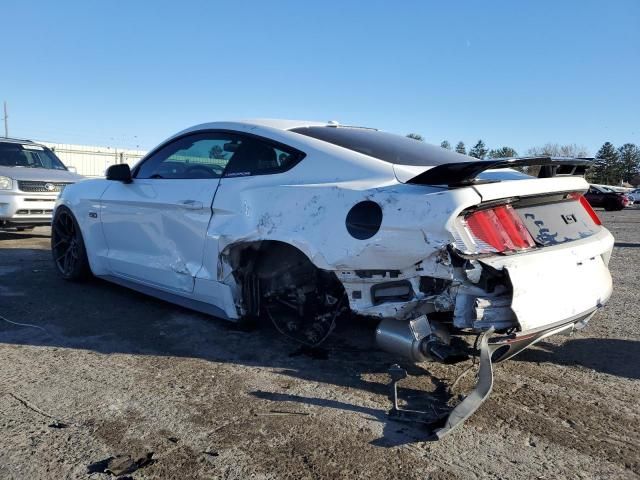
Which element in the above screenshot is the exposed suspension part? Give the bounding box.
[240,243,347,347]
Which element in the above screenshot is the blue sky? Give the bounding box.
[1,0,638,154]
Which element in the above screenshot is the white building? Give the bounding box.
[39,141,147,177]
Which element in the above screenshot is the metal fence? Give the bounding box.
[38,141,147,177]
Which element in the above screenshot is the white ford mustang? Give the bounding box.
[52,119,614,436]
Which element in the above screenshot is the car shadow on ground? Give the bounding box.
[614,242,640,248]
[0,248,457,446]
[249,390,448,447]
[0,230,51,240]
[513,338,640,380]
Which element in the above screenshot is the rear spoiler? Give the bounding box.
[407,157,594,187]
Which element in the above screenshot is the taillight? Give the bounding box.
[464,205,536,253]
[570,193,602,226]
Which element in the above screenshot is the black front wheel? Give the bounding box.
[51,207,90,280]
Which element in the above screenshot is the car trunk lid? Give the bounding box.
[449,176,601,254]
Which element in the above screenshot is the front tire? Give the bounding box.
[51,207,90,281]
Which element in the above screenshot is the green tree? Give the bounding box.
[406,133,424,141]
[469,140,488,159]
[488,146,518,159]
[455,141,466,155]
[589,142,619,184]
[440,140,451,150]
[617,143,640,183]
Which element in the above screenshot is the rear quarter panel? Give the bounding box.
[209,165,482,276]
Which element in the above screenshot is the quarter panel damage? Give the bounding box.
[207,175,481,319]
[209,171,614,347]
[211,178,481,273]
[194,146,614,375]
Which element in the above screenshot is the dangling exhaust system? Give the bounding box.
[376,315,496,439]
[375,316,468,364]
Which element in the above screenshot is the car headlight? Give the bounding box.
[0,176,13,190]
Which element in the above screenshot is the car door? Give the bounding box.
[99,131,238,293]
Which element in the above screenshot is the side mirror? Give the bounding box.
[106,164,132,183]
[66,166,77,173]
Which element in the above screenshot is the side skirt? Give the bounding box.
[99,274,231,321]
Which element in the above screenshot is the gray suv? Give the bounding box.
[0,138,84,230]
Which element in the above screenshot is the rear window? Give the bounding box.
[291,126,468,166]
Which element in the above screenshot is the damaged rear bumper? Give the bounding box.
[475,227,613,333]
[488,307,598,362]
[389,308,599,439]
[352,227,614,368]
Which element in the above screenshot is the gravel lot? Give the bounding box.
[1,209,639,479]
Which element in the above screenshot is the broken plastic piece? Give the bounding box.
[432,327,494,439]
[387,328,495,439]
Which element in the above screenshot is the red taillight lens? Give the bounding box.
[465,205,536,253]
[570,193,602,226]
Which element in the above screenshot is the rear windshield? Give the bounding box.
[291,126,468,166]
[0,143,67,170]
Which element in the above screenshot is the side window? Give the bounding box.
[136,132,239,179]
[223,135,303,177]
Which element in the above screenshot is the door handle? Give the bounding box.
[178,200,204,210]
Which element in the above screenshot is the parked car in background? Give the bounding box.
[626,188,640,204]
[0,138,84,230]
[584,185,629,211]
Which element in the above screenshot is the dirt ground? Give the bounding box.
[0,209,639,479]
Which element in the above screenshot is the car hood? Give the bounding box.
[0,166,84,182]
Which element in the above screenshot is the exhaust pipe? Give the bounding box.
[375,317,431,362]
[375,316,468,364]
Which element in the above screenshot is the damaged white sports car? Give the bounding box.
[52,119,613,436]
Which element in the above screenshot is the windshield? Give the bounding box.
[0,143,68,170]
[291,126,469,166]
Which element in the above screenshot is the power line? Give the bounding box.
[2,101,7,137]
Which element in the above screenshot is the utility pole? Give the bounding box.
[2,101,7,138]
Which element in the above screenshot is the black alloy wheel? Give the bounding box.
[51,207,90,280]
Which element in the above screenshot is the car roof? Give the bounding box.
[173,119,476,171]
[242,118,331,130]
[187,118,374,132]
[0,136,40,146]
